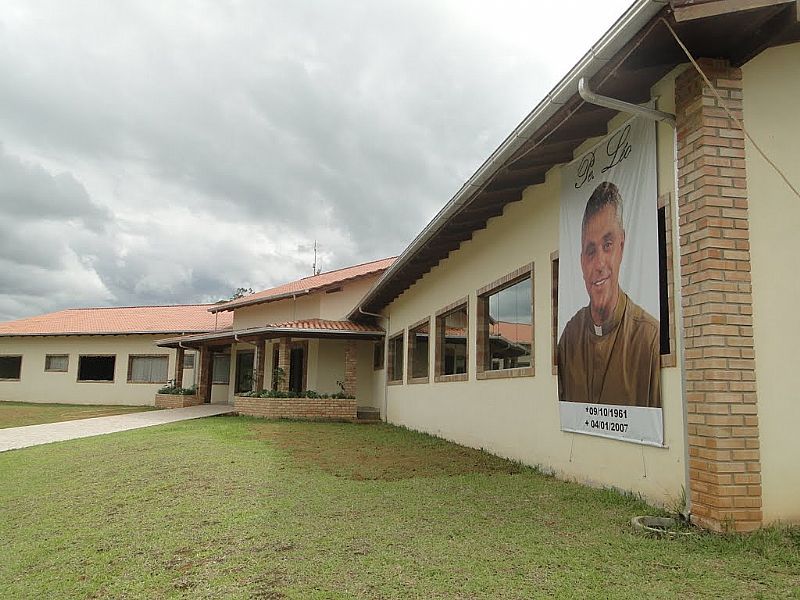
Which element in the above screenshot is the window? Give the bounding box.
[0,355,22,380]
[657,192,676,367]
[183,353,195,369]
[77,355,115,382]
[373,341,384,370]
[551,253,559,374]
[45,354,69,373]
[477,265,534,379]
[271,346,280,390]
[212,354,231,384]
[387,332,404,383]
[435,298,469,381]
[127,355,169,383]
[407,318,431,383]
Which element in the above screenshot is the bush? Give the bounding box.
[157,385,197,396]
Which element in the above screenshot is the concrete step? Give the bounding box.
[356,408,381,423]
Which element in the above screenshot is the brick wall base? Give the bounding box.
[234,396,357,421]
[154,393,204,409]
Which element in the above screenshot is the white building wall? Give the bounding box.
[380,71,687,508]
[742,42,800,523]
[0,335,179,406]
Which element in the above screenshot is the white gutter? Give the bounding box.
[349,0,668,320]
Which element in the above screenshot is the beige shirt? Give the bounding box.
[557,291,661,408]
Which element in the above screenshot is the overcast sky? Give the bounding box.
[0,0,632,321]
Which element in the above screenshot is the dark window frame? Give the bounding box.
[77,355,116,383]
[387,332,405,384]
[212,353,231,385]
[435,297,470,383]
[44,354,69,373]
[373,341,385,371]
[657,192,677,367]
[551,251,559,376]
[126,354,169,384]
[476,264,535,380]
[0,355,22,381]
[407,317,431,384]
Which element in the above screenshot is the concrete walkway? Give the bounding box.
[0,404,235,453]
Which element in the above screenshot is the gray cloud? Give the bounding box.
[0,0,631,321]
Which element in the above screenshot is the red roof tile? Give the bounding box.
[490,321,532,344]
[210,257,395,313]
[264,319,384,333]
[0,305,234,337]
[156,318,383,347]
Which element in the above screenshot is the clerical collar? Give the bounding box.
[590,291,627,337]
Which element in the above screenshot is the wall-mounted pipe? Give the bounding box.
[358,306,390,423]
[578,77,675,126]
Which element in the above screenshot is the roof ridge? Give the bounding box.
[293,256,396,283]
[60,303,218,311]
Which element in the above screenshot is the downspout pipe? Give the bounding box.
[578,77,676,126]
[358,306,390,423]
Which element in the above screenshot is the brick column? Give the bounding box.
[675,59,761,532]
[344,340,357,397]
[197,346,213,404]
[174,347,185,388]
[253,338,266,392]
[277,337,291,392]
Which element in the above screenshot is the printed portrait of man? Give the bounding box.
[557,181,661,408]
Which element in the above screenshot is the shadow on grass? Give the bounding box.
[250,419,524,481]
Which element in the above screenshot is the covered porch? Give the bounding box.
[157,319,384,421]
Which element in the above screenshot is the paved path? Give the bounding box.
[0,404,235,453]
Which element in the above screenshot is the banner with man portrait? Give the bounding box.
[557,116,663,446]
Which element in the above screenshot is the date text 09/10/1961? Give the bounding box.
[584,405,629,434]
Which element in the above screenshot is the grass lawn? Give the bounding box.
[0,417,797,599]
[0,401,157,429]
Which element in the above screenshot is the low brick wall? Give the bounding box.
[154,393,203,409]
[234,396,357,421]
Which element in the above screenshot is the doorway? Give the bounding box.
[289,346,305,394]
[235,351,254,394]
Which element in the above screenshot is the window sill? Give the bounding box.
[434,373,468,383]
[660,354,676,368]
[76,380,115,383]
[387,379,404,386]
[0,378,21,382]
[476,366,534,380]
[407,376,430,385]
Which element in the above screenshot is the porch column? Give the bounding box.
[197,345,213,404]
[277,337,291,392]
[174,346,185,388]
[253,338,266,392]
[675,59,761,532]
[344,340,357,397]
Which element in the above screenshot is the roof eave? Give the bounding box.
[0,330,219,338]
[157,326,385,348]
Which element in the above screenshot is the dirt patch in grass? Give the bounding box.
[0,402,156,429]
[251,420,522,480]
